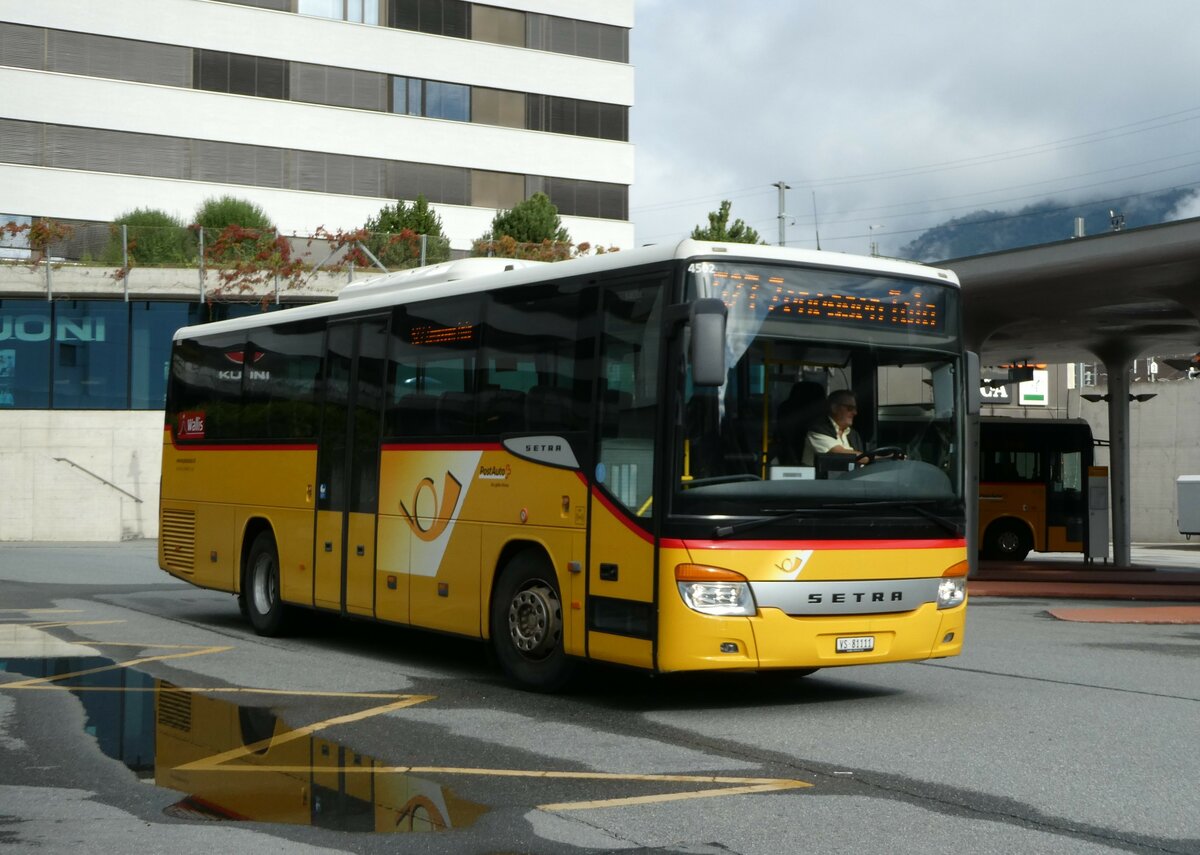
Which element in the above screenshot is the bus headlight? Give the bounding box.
[937,576,966,609]
[675,564,756,616]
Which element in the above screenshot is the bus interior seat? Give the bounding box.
[773,381,825,464]
[392,392,438,436]
[437,391,475,435]
[478,387,526,433]
[526,385,574,431]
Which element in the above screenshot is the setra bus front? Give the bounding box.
[655,254,971,674]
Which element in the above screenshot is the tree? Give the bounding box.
[194,195,274,233]
[363,195,450,268]
[484,193,570,244]
[191,195,303,297]
[690,200,764,244]
[101,208,195,266]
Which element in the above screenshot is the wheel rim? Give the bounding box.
[996,529,1021,554]
[251,552,276,616]
[507,582,562,660]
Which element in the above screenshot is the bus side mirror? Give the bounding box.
[690,299,727,387]
[966,351,981,415]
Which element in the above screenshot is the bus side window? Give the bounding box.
[386,298,480,438]
[597,279,665,514]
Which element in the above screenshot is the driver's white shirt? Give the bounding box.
[801,418,853,465]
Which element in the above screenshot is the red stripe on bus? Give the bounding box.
[666,538,967,551]
[589,486,655,544]
[381,443,504,452]
[170,442,317,452]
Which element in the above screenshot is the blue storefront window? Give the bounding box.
[0,299,289,411]
[0,299,51,408]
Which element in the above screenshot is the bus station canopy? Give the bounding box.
[941,215,1200,567]
[943,215,1200,365]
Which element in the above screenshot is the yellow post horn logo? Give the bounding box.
[398,473,463,542]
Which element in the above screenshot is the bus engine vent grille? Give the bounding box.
[160,509,195,573]
[156,686,192,733]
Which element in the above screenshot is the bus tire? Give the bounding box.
[490,551,574,691]
[982,520,1031,561]
[244,530,289,636]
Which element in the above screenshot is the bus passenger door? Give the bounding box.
[314,317,387,616]
[586,279,666,670]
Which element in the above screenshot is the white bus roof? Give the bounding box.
[173,239,959,341]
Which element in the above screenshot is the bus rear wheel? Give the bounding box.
[244,530,289,636]
[490,552,574,691]
[982,520,1032,561]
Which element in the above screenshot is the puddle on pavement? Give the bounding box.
[0,656,486,833]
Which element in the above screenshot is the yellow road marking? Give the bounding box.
[2,613,815,811]
[0,609,84,614]
[2,646,233,688]
[175,695,435,770]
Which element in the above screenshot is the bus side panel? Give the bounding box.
[159,433,316,594]
[586,491,655,670]
[378,446,587,639]
[237,507,316,608]
[979,481,1044,551]
[345,511,376,616]
[479,526,585,653]
[375,514,411,625]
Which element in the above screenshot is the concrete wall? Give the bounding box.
[1079,377,1200,542]
[0,411,163,542]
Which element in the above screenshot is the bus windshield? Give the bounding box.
[671,260,964,526]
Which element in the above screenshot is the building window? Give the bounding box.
[526,13,628,63]
[391,77,470,122]
[1,119,629,220]
[194,49,288,100]
[299,0,380,25]
[471,5,523,46]
[425,80,470,121]
[50,301,130,409]
[388,0,469,38]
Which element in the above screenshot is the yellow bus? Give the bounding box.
[159,240,975,689]
[978,417,1096,561]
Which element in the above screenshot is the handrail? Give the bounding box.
[52,457,143,503]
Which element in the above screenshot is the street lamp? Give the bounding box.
[868,224,884,256]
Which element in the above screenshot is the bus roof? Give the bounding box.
[173,239,959,341]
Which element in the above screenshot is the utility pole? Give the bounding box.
[773,181,790,246]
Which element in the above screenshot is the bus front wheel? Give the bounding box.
[982,520,1032,561]
[490,552,574,691]
[244,530,289,636]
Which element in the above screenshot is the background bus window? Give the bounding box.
[982,451,1042,482]
[597,281,664,515]
[386,297,479,438]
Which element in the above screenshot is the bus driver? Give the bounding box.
[801,389,863,466]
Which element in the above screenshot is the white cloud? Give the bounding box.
[630,1,1200,256]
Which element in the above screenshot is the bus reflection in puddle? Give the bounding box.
[0,656,486,833]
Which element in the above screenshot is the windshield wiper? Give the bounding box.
[818,500,963,536]
[712,508,840,538]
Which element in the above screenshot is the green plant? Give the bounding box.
[102,208,195,266]
[363,195,450,268]
[483,193,571,245]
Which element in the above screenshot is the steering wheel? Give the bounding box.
[854,446,907,464]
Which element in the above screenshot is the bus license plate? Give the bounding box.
[836,636,875,653]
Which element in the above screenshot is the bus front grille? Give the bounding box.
[160,509,196,574]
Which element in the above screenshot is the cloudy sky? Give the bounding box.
[627,1,1200,257]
